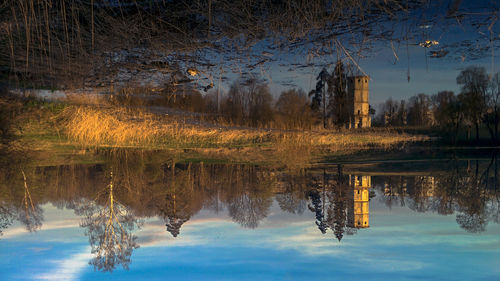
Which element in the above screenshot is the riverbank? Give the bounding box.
[1,91,428,167]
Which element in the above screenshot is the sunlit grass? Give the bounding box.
[62,105,426,156]
[64,106,159,147]
[62,106,275,148]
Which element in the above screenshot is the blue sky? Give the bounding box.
[1,197,500,281]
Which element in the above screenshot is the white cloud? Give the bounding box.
[137,218,231,248]
[35,247,92,281]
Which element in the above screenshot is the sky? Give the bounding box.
[196,1,500,108]
[264,28,498,107]
[1,195,500,281]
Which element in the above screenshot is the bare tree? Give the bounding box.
[432,91,463,142]
[407,93,432,127]
[380,98,400,126]
[457,66,489,142]
[17,170,43,232]
[484,73,500,143]
[275,89,313,129]
[80,172,140,272]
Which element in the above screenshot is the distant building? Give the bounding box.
[348,175,371,228]
[347,76,371,128]
[384,179,408,196]
[416,176,436,197]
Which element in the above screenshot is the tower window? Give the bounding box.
[358,79,360,82]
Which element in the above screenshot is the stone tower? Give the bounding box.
[348,175,371,228]
[347,76,371,128]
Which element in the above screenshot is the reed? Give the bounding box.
[62,106,426,152]
[62,106,273,148]
[63,106,159,147]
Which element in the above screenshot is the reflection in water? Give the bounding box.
[0,205,13,236]
[158,162,193,237]
[376,157,500,233]
[350,175,371,229]
[0,150,499,271]
[78,171,141,272]
[19,170,43,232]
[306,167,371,241]
[0,168,44,234]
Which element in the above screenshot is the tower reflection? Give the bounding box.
[348,175,371,229]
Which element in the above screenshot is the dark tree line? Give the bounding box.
[377,66,500,144]
[156,77,316,129]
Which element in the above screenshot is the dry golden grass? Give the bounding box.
[64,92,107,106]
[64,106,160,147]
[62,106,427,157]
[273,133,315,169]
[63,106,273,147]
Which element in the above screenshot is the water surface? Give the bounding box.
[1,151,499,280]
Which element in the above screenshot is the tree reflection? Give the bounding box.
[275,172,308,215]
[79,171,140,272]
[329,167,348,241]
[158,162,194,237]
[0,204,13,236]
[456,213,487,233]
[225,166,273,229]
[17,170,42,232]
[0,148,499,257]
[307,189,327,234]
[307,166,371,241]
[307,169,328,234]
[375,152,500,233]
[382,176,407,209]
[227,194,271,229]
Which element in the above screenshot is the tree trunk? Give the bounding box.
[475,121,480,143]
[486,119,495,144]
[495,108,499,145]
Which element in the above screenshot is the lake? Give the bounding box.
[1,149,499,280]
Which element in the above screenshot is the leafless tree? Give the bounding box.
[457,66,489,141]
[79,171,140,272]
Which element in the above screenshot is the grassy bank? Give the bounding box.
[60,105,427,168]
[2,93,428,167]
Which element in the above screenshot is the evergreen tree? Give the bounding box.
[310,68,330,128]
[307,189,328,234]
[329,61,349,127]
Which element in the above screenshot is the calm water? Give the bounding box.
[1,150,500,280]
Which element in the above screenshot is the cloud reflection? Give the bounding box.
[35,248,92,281]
